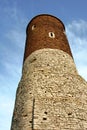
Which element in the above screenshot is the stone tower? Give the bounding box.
[11,14,87,130]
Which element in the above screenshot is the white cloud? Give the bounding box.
[1,3,87,129]
[6,29,26,49]
[66,20,87,80]
[0,95,14,114]
[0,94,14,130]
[0,5,27,130]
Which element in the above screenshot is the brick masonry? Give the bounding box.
[11,15,87,130]
[23,14,73,61]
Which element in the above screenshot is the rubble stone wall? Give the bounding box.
[11,49,87,130]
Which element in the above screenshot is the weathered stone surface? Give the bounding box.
[11,14,87,130]
[11,49,87,130]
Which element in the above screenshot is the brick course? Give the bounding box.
[23,14,73,61]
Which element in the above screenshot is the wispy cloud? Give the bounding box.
[66,20,87,80]
[0,4,28,130]
[1,2,87,130]
[0,94,14,130]
[6,29,26,49]
[0,1,27,83]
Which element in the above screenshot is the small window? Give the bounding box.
[49,32,55,38]
[63,31,66,35]
[32,25,36,30]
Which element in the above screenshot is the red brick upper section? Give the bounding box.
[23,14,73,61]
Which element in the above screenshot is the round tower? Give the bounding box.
[24,14,73,61]
[11,14,87,130]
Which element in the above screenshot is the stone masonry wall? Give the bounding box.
[11,49,87,130]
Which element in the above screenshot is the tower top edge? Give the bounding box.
[26,14,65,32]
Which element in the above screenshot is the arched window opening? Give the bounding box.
[32,25,36,30]
[63,31,66,35]
[49,32,55,38]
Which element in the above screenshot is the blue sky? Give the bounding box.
[0,0,87,130]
